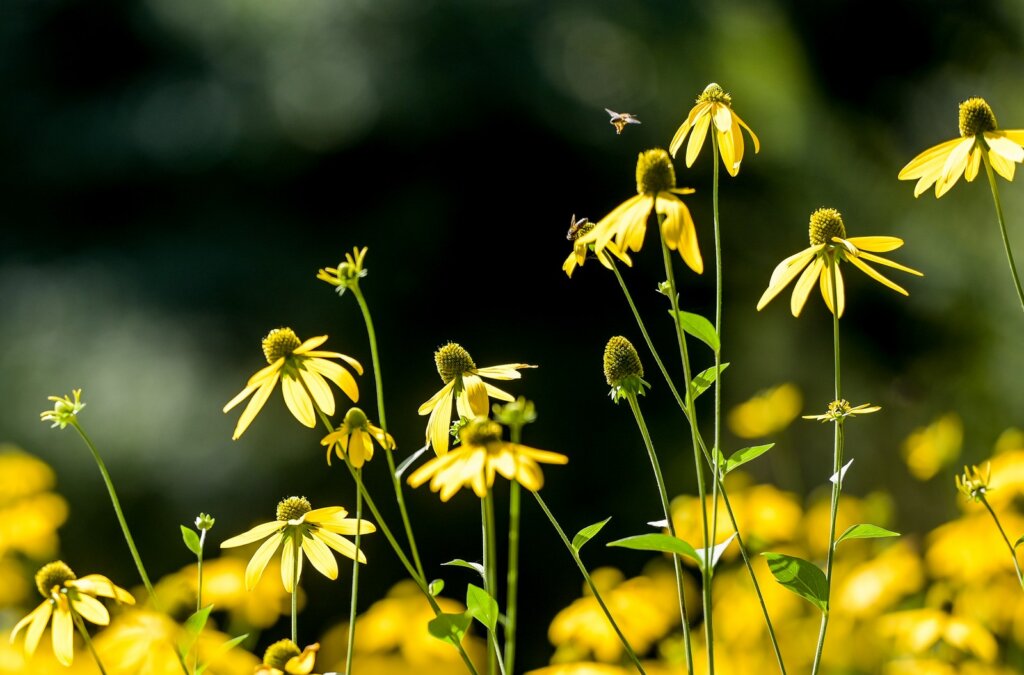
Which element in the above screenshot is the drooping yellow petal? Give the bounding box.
[856,251,924,276]
[934,138,975,197]
[686,112,712,168]
[314,529,367,564]
[899,137,962,179]
[472,364,530,380]
[723,116,744,176]
[245,531,284,591]
[965,146,982,182]
[716,121,737,176]
[298,368,334,416]
[846,255,909,295]
[756,246,819,311]
[819,261,845,318]
[12,601,51,655]
[308,358,359,403]
[617,196,655,253]
[518,446,571,465]
[221,520,284,548]
[418,379,456,415]
[316,516,376,536]
[71,594,109,625]
[658,193,703,274]
[425,384,455,455]
[844,236,903,253]
[516,461,545,492]
[51,606,74,666]
[281,376,316,428]
[790,256,824,317]
[301,533,339,580]
[281,536,303,593]
[712,104,733,133]
[985,132,1024,164]
[988,148,1017,181]
[70,575,134,604]
[669,115,693,158]
[294,335,329,353]
[460,374,489,417]
[733,110,760,153]
[591,194,646,252]
[230,373,280,440]
[304,507,347,523]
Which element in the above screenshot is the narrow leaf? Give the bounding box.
[442,559,486,579]
[178,605,213,659]
[428,579,445,597]
[668,310,720,352]
[829,458,854,485]
[396,444,431,479]
[836,524,900,546]
[1015,534,1024,550]
[427,612,471,647]
[607,533,702,566]
[690,363,730,399]
[647,519,669,529]
[181,526,202,557]
[694,534,737,570]
[572,517,612,554]
[723,443,775,475]
[465,584,499,631]
[762,553,828,611]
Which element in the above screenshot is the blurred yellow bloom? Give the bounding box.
[220,497,375,592]
[408,417,567,501]
[726,383,802,439]
[901,413,963,481]
[0,449,67,560]
[419,342,532,455]
[577,149,702,273]
[985,448,1024,509]
[223,328,362,440]
[0,638,91,675]
[0,557,31,607]
[669,82,760,177]
[899,97,1024,198]
[926,512,1024,583]
[255,640,319,675]
[173,556,291,629]
[10,561,134,667]
[757,208,922,317]
[562,215,632,278]
[321,407,394,468]
[879,608,998,662]
[528,664,630,675]
[835,542,924,618]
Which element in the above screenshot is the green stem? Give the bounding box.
[710,135,723,587]
[195,528,206,675]
[291,529,300,643]
[979,495,1024,589]
[482,493,499,675]
[625,393,692,663]
[810,260,844,675]
[351,284,427,580]
[316,411,480,675]
[532,491,647,675]
[504,424,523,675]
[69,422,157,606]
[72,610,108,675]
[610,259,786,674]
[346,467,364,675]
[982,153,1024,314]
[659,216,711,675]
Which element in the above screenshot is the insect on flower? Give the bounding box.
[566,214,590,241]
[606,109,641,135]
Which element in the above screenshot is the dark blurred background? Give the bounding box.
[2,0,1023,669]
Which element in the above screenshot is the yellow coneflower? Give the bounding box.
[317,246,368,295]
[256,639,320,675]
[670,82,760,176]
[321,407,395,468]
[802,399,881,423]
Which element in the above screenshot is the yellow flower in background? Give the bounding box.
[803,399,881,423]
[220,496,375,592]
[576,149,702,273]
[901,413,963,481]
[898,97,1024,198]
[255,640,319,675]
[419,342,532,455]
[926,511,1024,583]
[172,556,291,629]
[0,449,68,559]
[321,407,395,468]
[562,215,632,278]
[836,542,925,618]
[528,664,630,675]
[224,328,363,440]
[669,82,760,176]
[757,208,923,317]
[879,608,998,662]
[408,417,568,501]
[726,384,802,439]
[10,561,134,666]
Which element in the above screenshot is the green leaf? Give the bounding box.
[427,612,472,647]
[1015,534,1024,550]
[441,559,485,579]
[694,534,736,570]
[723,444,775,475]
[396,444,431,479]
[668,310,720,352]
[178,605,213,659]
[690,363,729,399]
[465,584,499,631]
[572,517,612,554]
[180,526,202,557]
[836,524,900,546]
[762,553,828,611]
[607,533,702,567]
[194,631,250,674]
[428,579,445,597]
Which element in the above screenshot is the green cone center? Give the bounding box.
[697,82,732,106]
[264,639,301,669]
[276,496,312,522]
[809,208,847,245]
[604,336,644,386]
[435,343,476,383]
[262,328,301,364]
[35,561,76,597]
[635,149,676,195]
[461,418,502,446]
[959,97,997,137]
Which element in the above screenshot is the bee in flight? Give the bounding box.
[605,109,641,134]
[566,214,592,241]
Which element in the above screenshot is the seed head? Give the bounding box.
[809,208,847,246]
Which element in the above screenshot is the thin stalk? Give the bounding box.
[982,154,1024,313]
[72,610,108,675]
[710,135,723,577]
[69,422,157,605]
[532,491,647,675]
[610,259,786,674]
[291,529,300,643]
[504,424,523,675]
[194,527,206,674]
[482,493,499,675]
[345,467,364,675]
[979,495,1024,589]
[316,411,480,675]
[810,260,844,675]
[659,216,712,675]
[350,285,427,579]
[625,392,692,669]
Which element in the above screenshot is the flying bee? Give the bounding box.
[605,108,641,134]
[566,214,592,241]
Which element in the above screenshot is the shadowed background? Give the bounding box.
[1,0,1023,670]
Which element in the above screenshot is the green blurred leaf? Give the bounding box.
[178,605,212,659]
[762,553,828,611]
[427,612,472,647]
[836,524,900,546]
[441,559,485,579]
[429,579,445,597]
[181,526,202,557]
[607,533,701,566]
[465,583,499,631]
[195,633,249,675]
[691,363,729,399]
[396,444,431,479]
[668,310,720,352]
[1015,534,1024,550]
[572,517,612,554]
[723,444,775,475]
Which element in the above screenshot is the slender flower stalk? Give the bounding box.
[346,468,364,675]
[709,132,724,600]
[71,611,108,675]
[957,464,1024,589]
[482,492,499,675]
[532,491,647,675]
[608,259,786,673]
[982,155,1024,313]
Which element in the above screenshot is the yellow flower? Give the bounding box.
[255,640,320,675]
[220,496,375,592]
[756,208,923,317]
[223,328,362,440]
[835,542,924,618]
[898,97,1024,198]
[879,608,998,662]
[407,417,567,501]
[0,448,68,559]
[562,215,632,278]
[528,664,631,675]
[317,246,368,295]
[10,561,134,666]
[577,149,702,273]
[669,82,760,176]
[955,463,992,502]
[321,407,395,468]
[901,413,963,481]
[418,343,532,455]
[802,399,881,423]
[726,383,802,439]
[926,511,1024,583]
[39,389,85,429]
